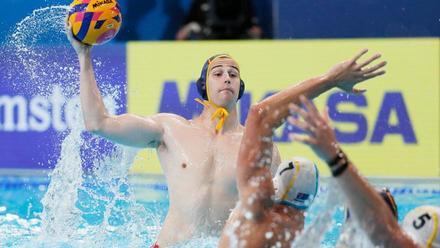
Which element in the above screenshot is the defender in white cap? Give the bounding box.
[403,206,440,248]
[272,156,319,210]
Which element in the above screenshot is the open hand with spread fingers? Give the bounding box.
[288,95,340,162]
[324,49,387,94]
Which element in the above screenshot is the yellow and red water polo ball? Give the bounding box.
[68,0,122,45]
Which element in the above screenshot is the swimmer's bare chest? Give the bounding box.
[157,120,243,197]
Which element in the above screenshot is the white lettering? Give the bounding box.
[0,86,118,133]
[0,95,28,131]
[29,96,50,132]
[65,96,82,129]
[51,85,66,131]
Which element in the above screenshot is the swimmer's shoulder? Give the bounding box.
[149,113,190,125]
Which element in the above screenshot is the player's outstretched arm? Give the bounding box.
[289,96,419,248]
[67,25,164,148]
[256,49,386,132]
[235,49,387,218]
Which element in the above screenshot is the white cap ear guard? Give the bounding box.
[272,156,319,210]
[402,205,440,248]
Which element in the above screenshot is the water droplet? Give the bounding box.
[265,231,273,239]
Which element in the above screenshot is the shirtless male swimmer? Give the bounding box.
[67,25,386,246]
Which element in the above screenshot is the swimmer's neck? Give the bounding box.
[197,105,241,133]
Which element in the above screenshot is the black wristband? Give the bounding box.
[327,154,341,168]
[327,150,349,177]
[331,159,349,177]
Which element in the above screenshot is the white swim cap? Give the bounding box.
[402,205,440,248]
[272,156,319,210]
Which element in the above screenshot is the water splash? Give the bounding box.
[36,123,157,247]
[336,221,372,247]
[1,4,161,247]
[31,87,156,247]
[4,5,74,96]
[39,124,83,241]
[292,180,343,247]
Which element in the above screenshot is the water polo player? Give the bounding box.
[66,25,386,246]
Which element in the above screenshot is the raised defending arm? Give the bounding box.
[289,96,420,248]
[236,49,387,217]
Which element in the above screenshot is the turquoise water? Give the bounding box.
[0,174,438,247]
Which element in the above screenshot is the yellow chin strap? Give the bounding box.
[195,54,237,133]
[195,98,229,133]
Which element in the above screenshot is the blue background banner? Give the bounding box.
[0,45,127,169]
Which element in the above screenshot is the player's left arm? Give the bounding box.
[289,96,420,248]
[236,104,276,220]
[236,100,299,220]
[270,144,281,175]
[236,49,387,220]
[256,49,386,133]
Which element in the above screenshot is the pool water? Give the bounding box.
[0,174,438,247]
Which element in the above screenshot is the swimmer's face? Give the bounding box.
[207,57,241,107]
